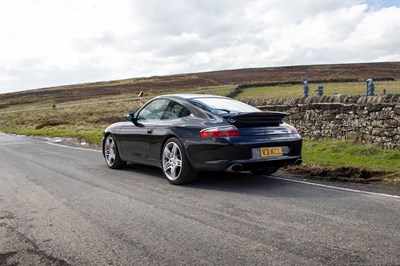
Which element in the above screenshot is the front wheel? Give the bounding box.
[162,138,197,185]
[104,135,126,169]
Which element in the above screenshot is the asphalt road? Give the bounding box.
[0,133,399,266]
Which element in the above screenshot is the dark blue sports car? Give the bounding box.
[102,94,302,184]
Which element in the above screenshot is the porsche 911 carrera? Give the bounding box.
[102,94,302,184]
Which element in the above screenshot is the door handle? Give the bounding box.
[147,129,153,134]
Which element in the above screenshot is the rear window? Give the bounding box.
[189,98,260,114]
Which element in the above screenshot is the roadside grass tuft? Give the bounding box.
[7,126,104,145]
[35,118,68,129]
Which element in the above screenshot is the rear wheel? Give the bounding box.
[104,135,126,169]
[251,167,280,176]
[162,138,197,185]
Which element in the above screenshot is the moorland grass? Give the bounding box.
[236,81,400,100]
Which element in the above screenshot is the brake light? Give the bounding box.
[200,126,240,138]
[289,126,298,134]
[225,129,240,137]
[200,130,223,138]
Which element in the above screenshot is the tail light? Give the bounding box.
[289,126,298,134]
[200,126,240,138]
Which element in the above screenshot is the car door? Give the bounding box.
[117,99,170,164]
[146,101,192,162]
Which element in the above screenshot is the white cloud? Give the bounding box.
[0,0,399,93]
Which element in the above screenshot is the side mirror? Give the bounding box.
[125,114,138,124]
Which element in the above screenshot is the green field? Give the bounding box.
[303,140,400,172]
[0,101,134,144]
[236,81,400,100]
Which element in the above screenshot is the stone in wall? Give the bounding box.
[345,131,361,142]
[394,105,400,115]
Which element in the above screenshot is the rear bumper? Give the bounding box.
[182,136,302,172]
[195,156,302,172]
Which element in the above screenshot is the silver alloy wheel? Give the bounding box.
[162,142,183,181]
[104,136,116,167]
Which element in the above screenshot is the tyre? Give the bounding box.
[251,167,280,176]
[104,135,126,169]
[162,138,197,185]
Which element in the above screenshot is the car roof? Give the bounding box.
[156,93,230,101]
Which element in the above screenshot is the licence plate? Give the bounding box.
[260,147,283,157]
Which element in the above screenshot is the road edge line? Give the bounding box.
[270,176,400,199]
[46,142,102,153]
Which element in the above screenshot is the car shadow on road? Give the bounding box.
[117,163,165,179]
[120,163,289,195]
[188,171,289,194]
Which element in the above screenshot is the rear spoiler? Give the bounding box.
[223,111,287,127]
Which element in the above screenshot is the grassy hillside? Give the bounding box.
[1,62,400,109]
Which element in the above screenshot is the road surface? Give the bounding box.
[0,133,399,265]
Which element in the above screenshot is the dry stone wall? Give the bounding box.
[243,94,400,148]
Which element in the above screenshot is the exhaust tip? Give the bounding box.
[226,164,243,172]
[295,159,302,165]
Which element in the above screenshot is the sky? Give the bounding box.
[0,0,399,93]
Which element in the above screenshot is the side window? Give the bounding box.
[188,100,211,112]
[137,99,170,121]
[162,102,191,120]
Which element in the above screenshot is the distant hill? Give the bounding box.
[1,62,399,107]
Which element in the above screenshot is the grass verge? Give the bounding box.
[286,140,400,183]
[8,127,103,144]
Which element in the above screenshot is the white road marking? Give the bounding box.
[46,142,102,153]
[270,176,400,200]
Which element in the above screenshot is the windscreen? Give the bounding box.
[189,97,260,114]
